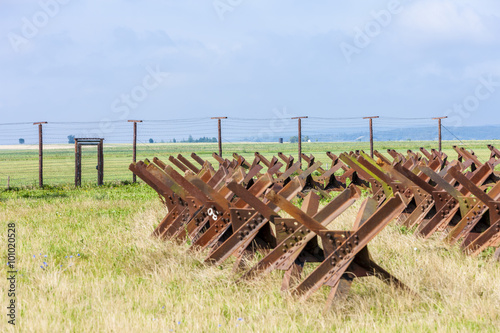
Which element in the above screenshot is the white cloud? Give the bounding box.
[463,61,500,79]
[1,1,500,125]
[416,62,445,77]
[400,0,494,43]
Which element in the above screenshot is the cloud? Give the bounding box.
[400,0,495,44]
[1,1,500,126]
[463,61,500,79]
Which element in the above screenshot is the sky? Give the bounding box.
[1,0,500,131]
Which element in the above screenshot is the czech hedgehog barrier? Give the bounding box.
[129,145,500,309]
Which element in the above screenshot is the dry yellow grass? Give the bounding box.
[0,184,499,332]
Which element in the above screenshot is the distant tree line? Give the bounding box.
[147,136,217,144]
[182,135,217,143]
[289,135,309,143]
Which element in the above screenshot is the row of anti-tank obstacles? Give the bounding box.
[129,144,500,310]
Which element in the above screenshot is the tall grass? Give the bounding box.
[1,183,499,332]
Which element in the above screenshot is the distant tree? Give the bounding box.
[172,138,176,143]
[180,136,218,143]
[19,138,25,144]
[290,135,309,143]
[149,138,154,143]
[67,135,75,143]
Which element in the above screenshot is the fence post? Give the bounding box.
[291,116,308,166]
[433,116,447,152]
[128,120,142,183]
[33,122,47,187]
[75,139,81,187]
[211,117,227,158]
[363,116,379,158]
[97,139,104,186]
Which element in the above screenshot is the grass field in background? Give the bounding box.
[1,140,500,188]
[0,184,499,332]
[1,140,500,331]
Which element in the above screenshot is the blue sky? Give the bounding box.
[2,0,500,128]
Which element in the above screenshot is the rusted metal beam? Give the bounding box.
[205,177,305,265]
[129,144,500,307]
[240,186,360,281]
[272,192,408,302]
[487,145,500,167]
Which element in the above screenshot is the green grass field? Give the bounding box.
[1,141,500,332]
[1,140,499,188]
[0,184,499,332]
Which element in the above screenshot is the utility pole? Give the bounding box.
[211,117,227,157]
[292,116,308,166]
[128,120,142,183]
[33,121,47,187]
[363,116,379,158]
[433,116,447,152]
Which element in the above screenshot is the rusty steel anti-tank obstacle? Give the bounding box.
[129,145,500,307]
[130,155,412,307]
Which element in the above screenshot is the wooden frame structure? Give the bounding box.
[75,138,104,186]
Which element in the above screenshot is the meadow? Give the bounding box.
[1,140,499,188]
[1,141,500,332]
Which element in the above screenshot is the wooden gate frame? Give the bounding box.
[75,138,104,186]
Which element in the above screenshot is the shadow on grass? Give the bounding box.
[18,191,69,199]
[0,181,148,202]
[0,189,69,200]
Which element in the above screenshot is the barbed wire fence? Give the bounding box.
[0,116,497,189]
